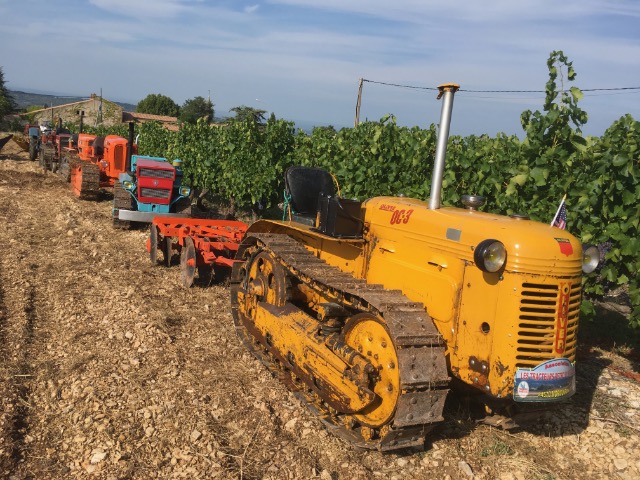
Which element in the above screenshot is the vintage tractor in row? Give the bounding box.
[68,131,135,198]
[111,152,192,229]
[27,120,192,228]
[14,120,73,169]
[221,84,599,451]
[69,124,192,228]
[38,128,74,178]
[10,123,42,160]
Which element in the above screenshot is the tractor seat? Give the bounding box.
[285,166,336,225]
[93,136,105,157]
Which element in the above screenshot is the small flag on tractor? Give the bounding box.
[554,204,567,230]
[551,194,567,230]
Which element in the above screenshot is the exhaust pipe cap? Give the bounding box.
[461,194,486,211]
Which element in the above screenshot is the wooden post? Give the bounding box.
[354,78,363,127]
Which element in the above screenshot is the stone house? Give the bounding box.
[24,94,180,131]
[26,93,124,129]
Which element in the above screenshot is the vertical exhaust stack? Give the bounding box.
[126,121,134,173]
[428,83,460,210]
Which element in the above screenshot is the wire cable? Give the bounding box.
[362,78,640,95]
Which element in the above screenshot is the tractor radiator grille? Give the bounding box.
[139,168,173,179]
[515,280,581,368]
[140,188,171,199]
[114,144,125,172]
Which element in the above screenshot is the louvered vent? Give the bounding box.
[140,188,170,199]
[516,281,580,368]
[139,168,173,179]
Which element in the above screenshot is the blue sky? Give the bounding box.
[1,0,639,136]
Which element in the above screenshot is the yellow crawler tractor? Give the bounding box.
[230,85,598,451]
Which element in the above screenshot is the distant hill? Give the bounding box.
[9,90,136,112]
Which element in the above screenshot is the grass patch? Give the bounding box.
[480,439,514,457]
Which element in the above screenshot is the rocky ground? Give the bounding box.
[0,137,639,479]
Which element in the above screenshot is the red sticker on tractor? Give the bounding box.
[555,238,573,256]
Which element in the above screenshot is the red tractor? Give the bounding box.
[68,123,138,198]
[38,128,75,179]
[70,133,137,198]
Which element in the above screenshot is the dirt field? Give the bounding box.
[1,137,639,479]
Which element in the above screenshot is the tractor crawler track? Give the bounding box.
[70,160,100,199]
[231,233,450,451]
[112,180,135,229]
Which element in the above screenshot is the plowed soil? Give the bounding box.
[1,137,638,480]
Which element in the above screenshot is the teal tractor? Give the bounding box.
[112,154,191,228]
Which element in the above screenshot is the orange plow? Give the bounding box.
[147,216,248,287]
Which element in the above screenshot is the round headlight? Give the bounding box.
[179,186,191,197]
[474,239,507,273]
[582,244,600,274]
[123,180,133,190]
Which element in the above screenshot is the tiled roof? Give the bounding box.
[122,111,178,123]
[122,111,180,131]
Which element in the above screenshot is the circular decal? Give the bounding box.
[516,381,530,398]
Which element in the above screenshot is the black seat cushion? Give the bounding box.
[285,166,336,214]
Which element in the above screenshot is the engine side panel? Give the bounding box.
[362,196,582,399]
[248,193,583,401]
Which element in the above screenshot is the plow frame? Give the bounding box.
[148,216,248,285]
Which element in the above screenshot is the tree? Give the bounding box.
[179,96,214,124]
[0,66,16,119]
[136,93,180,117]
[230,105,267,124]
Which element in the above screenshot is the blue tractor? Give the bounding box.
[112,153,191,229]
